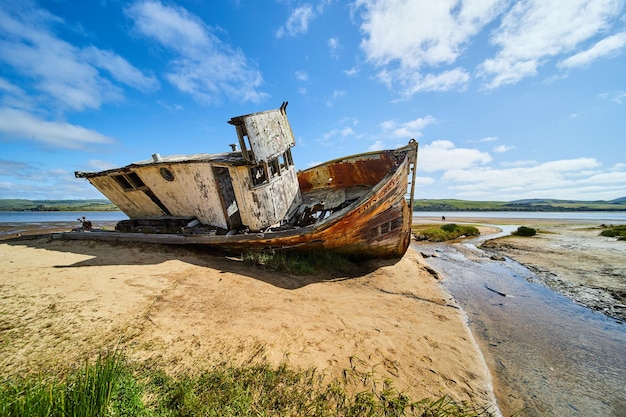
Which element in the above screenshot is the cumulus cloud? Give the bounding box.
[0,107,115,150]
[380,115,436,139]
[355,0,625,95]
[418,140,492,173]
[436,156,624,200]
[126,0,267,104]
[356,0,503,93]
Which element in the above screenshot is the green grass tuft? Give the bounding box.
[512,226,537,237]
[242,249,357,275]
[412,224,480,242]
[0,348,124,417]
[600,224,626,240]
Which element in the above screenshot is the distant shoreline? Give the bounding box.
[2,197,625,213]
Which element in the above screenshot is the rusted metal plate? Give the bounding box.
[298,151,397,191]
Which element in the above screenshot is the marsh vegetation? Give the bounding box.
[412,223,480,242]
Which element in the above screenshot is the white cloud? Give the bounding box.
[344,66,359,76]
[493,144,514,153]
[276,4,315,38]
[500,160,536,168]
[294,70,310,82]
[328,36,341,59]
[0,107,115,150]
[419,140,492,173]
[381,115,436,139]
[126,0,267,104]
[478,136,498,143]
[599,90,626,104]
[357,0,503,68]
[325,89,346,107]
[356,0,625,95]
[81,47,159,92]
[356,0,503,93]
[368,140,384,151]
[440,157,611,199]
[559,32,626,69]
[479,0,624,89]
[319,126,357,145]
[0,2,157,111]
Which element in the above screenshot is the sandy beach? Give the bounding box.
[0,233,497,412]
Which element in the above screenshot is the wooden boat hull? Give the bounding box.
[56,141,418,259]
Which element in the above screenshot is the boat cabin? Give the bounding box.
[75,103,302,232]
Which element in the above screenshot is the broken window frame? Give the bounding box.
[269,157,281,178]
[112,172,148,192]
[249,163,269,187]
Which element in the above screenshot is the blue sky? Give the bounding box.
[0,0,625,202]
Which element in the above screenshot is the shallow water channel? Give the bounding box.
[412,227,626,417]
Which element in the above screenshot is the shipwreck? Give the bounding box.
[60,103,419,258]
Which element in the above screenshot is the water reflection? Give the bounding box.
[413,233,626,416]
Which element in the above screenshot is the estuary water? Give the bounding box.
[412,215,626,416]
[414,210,626,223]
[0,211,127,237]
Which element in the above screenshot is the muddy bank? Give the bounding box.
[481,223,626,322]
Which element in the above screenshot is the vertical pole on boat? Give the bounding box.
[408,139,418,212]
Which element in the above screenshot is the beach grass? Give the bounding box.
[0,349,492,417]
[412,223,480,242]
[512,226,537,237]
[0,348,124,417]
[600,224,626,240]
[241,249,358,275]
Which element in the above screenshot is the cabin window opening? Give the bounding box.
[380,222,391,235]
[244,135,256,162]
[127,172,146,188]
[250,164,268,186]
[391,218,402,231]
[269,158,280,178]
[113,174,133,191]
[278,154,287,172]
[285,149,294,166]
[160,167,175,182]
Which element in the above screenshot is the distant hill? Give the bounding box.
[2,197,625,213]
[413,197,626,212]
[0,199,119,212]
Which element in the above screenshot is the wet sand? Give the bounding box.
[416,215,626,322]
[479,222,625,322]
[0,228,497,412]
[412,217,626,416]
